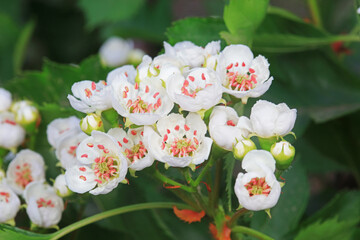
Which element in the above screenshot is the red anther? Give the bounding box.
[131,130,137,135]
[249,68,255,74]
[81,154,88,158]
[91,82,96,90]
[97,145,105,149]
[174,125,180,131]
[124,72,128,77]
[235,62,239,67]
[201,181,212,192]
[226,63,233,70]
[188,76,195,82]
[145,85,150,93]
[242,62,245,67]
[118,141,122,147]
[123,138,128,143]
[153,92,160,98]
[163,183,181,189]
[280,176,286,181]
[79,167,86,172]
[184,125,190,131]
[201,73,206,80]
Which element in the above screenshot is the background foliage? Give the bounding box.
[0,0,359,239]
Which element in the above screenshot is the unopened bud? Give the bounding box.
[10,100,40,132]
[270,141,295,170]
[127,49,145,66]
[80,113,104,135]
[54,174,72,197]
[233,139,256,160]
[0,88,12,112]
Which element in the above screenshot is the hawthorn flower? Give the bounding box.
[209,106,252,151]
[250,100,297,138]
[217,44,273,103]
[166,68,223,112]
[65,131,128,195]
[67,80,112,114]
[270,141,295,170]
[0,112,25,151]
[111,73,174,126]
[47,116,81,148]
[53,174,71,197]
[24,182,64,228]
[55,131,88,169]
[99,37,134,67]
[144,113,213,168]
[0,184,20,223]
[234,150,281,211]
[0,88,12,112]
[164,41,220,68]
[108,127,154,171]
[80,113,104,135]
[6,149,45,195]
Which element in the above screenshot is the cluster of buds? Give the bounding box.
[64,40,297,214]
[0,88,40,153]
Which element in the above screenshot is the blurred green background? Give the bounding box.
[0,0,359,239]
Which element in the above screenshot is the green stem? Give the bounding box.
[227,208,249,227]
[191,157,214,187]
[307,0,323,28]
[232,226,274,240]
[154,170,195,193]
[49,202,191,240]
[209,158,223,212]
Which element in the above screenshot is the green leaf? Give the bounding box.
[102,0,172,43]
[223,0,269,44]
[78,0,145,29]
[294,218,359,240]
[250,159,310,239]
[0,224,51,240]
[166,17,226,47]
[224,153,236,212]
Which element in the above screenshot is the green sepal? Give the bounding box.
[4,219,15,226]
[129,168,137,178]
[189,163,196,172]
[265,209,272,219]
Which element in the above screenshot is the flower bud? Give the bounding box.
[233,139,256,160]
[80,113,104,135]
[127,48,145,66]
[53,174,72,197]
[0,88,12,112]
[270,141,295,170]
[10,100,40,132]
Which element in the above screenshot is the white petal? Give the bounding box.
[65,165,97,194]
[192,137,213,165]
[242,150,276,173]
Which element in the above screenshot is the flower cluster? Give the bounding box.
[65,40,297,214]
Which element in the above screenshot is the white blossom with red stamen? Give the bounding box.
[6,149,45,195]
[234,150,281,211]
[111,74,174,126]
[47,116,81,148]
[99,37,134,67]
[55,131,88,169]
[164,41,220,68]
[0,184,20,223]
[217,44,273,103]
[68,80,112,113]
[24,181,64,228]
[144,113,212,168]
[108,127,154,171]
[0,111,25,151]
[209,106,252,151]
[65,131,128,195]
[166,68,223,112]
[0,88,12,112]
[250,100,297,138]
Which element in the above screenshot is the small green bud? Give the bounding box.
[10,100,40,132]
[80,113,104,135]
[233,139,256,160]
[270,141,295,170]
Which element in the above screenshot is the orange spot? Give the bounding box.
[173,206,205,224]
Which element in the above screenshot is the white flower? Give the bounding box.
[67,80,112,113]
[106,65,137,85]
[80,113,104,135]
[111,73,174,126]
[250,100,297,138]
[164,41,220,68]
[24,182,64,228]
[55,131,88,169]
[0,184,20,223]
[0,112,25,150]
[53,174,71,197]
[209,106,252,151]
[166,68,223,112]
[6,149,45,195]
[217,44,273,103]
[144,113,213,168]
[10,100,40,126]
[47,116,81,148]
[0,88,12,112]
[99,37,134,67]
[65,131,128,195]
[234,150,280,211]
[108,127,154,171]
